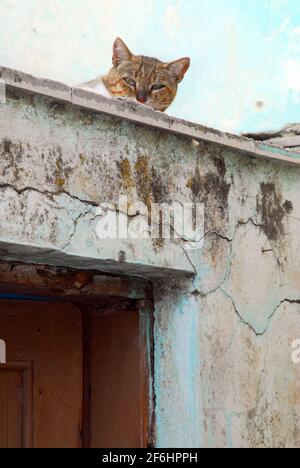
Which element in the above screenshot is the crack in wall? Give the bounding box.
[59,207,95,252]
[204,230,233,243]
[236,217,285,286]
[0,182,293,309]
[219,287,300,336]
[179,245,197,274]
[219,287,265,336]
[180,216,299,336]
[0,182,99,207]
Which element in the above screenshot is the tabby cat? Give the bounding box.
[78,38,190,112]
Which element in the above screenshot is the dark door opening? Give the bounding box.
[0,296,150,448]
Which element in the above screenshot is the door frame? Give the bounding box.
[0,261,155,448]
[0,362,33,448]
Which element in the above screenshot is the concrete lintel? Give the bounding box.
[0,241,194,279]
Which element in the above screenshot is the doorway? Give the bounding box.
[0,296,151,448]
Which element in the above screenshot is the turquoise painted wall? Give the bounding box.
[0,1,299,133]
[154,294,202,447]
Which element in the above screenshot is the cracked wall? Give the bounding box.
[0,88,200,276]
[0,86,300,448]
[154,148,300,448]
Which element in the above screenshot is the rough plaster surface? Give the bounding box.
[0,75,300,448]
[154,149,300,447]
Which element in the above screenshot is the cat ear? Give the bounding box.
[167,57,190,82]
[112,38,133,66]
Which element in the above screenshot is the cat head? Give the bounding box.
[104,38,190,112]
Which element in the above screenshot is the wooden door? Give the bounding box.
[0,367,24,448]
[0,300,83,448]
[88,308,149,448]
[0,363,31,448]
[0,298,150,448]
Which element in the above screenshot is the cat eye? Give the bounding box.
[151,83,165,91]
[124,78,136,87]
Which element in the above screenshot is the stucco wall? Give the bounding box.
[0,69,299,448]
[153,150,300,447]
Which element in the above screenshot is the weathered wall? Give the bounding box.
[154,148,300,448]
[0,70,299,448]
[0,85,196,276]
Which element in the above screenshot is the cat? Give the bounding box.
[77,37,190,112]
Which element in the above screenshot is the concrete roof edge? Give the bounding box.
[1,65,300,167]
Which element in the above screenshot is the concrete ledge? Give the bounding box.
[0,65,71,102]
[0,240,194,279]
[1,65,300,166]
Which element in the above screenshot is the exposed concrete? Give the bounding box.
[0,66,300,448]
[0,261,151,300]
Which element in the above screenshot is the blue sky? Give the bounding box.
[0,0,300,133]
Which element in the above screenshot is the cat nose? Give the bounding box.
[136,91,148,103]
